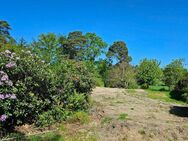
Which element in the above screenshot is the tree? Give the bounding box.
[31,33,60,64]
[59,31,107,61]
[107,62,137,88]
[163,59,186,90]
[137,59,163,88]
[58,31,86,60]
[0,20,14,47]
[107,41,131,64]
[95,59,111,86]
[83,33,107,61]
[170,73,188,103]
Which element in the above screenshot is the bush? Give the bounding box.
[0,49,59,129]
[137,59,163,89]
[66,92,89,111]
[0,49,94,129]
[106,62,138,88]
[163,59,186,90]
[170,73,188,103]
[51,60,94,102]
[35,107,70,127]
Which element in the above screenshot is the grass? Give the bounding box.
[28,131,98,141]
[67,111,90,124]
[149,85,169,91]
[28,132,64,141]
[101,117,113,124]
[63,131,98,141]
[118,113,128,121]
[146,86,186,104]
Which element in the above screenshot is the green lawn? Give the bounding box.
[146,86,186,105]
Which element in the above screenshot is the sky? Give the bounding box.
[1,0,188,67]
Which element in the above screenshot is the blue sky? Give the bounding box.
[1,0,188,67]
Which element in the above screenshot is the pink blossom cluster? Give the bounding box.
[0,50,17,69]
[0,94,16,100]
[0,114,7,122]
[0,71,13,86]
[5,62,16,68]
[1,50,15,58]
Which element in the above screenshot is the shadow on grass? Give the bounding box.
[169,106,188,117]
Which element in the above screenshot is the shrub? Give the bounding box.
[51,60,94,102]
[137,59,163,89]
[0,49,59,129]
[35,107,70,127]
[106,62,138,88]
[163,59,186,90]
[0,49,94,129]
[67,111,90,124]
[66,92,89,111]
[170,73,188,103]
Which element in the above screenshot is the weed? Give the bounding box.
[118,113,128,121]
[101,117,113,124]
[138,129,146,135]
[67,111,90,124]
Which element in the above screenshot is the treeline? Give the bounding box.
[0,20,188,130]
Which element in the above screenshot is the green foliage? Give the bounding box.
[83,32,107,61]
[170,73,188,103]
[118,113,128,121]
[0,49,58,128]
[31,33,60,64]
[95,59,110,87]
[94,76,104,87]
[0,48,94,129]
[35,107,70,127]
[146,89,186,104]
[101,117,113,124]
[66,92,89,111]
[0,20,15,46]
[67,111,90,124]
[137,59,163,88]
[58,31,107,61]
[163,59,186,90]
[52,60,94,95]
[107,62,138,88]
[149,85,169,91]
[107,41,131,64]
[28,132,64,141]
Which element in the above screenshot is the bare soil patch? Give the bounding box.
[87,87,188,141]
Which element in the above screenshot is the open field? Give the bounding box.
[17,87,188,141]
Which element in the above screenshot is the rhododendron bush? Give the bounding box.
[0,49,94,129]
[0,50,56,129]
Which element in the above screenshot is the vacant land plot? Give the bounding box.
[7,87,188,141]
[85,87,188,141]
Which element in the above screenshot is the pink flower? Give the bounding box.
[0,114,7,121]
[0,94,5,99]
[1,74,9,81]
[0,94,17,99]
[6,62,16,68]
[0,71,5,75]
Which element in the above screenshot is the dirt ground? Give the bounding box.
[81,87,188,141]
[14,87,188,141]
